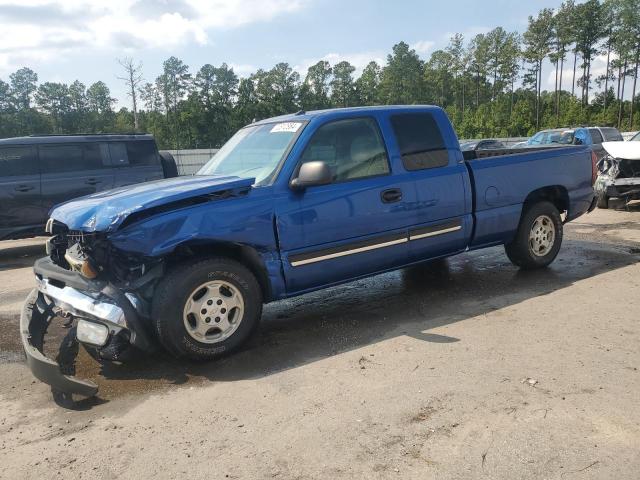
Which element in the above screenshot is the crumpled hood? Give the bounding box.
[50,175,254,232]
[602,142,640,160]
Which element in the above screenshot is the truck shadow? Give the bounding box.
[89,238,640,402]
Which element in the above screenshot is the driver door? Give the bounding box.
[276,116,412,293]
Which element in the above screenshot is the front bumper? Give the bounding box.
[596,176,640,200]
[20,289,99,397]
[21,257,155,399]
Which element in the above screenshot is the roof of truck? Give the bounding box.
[252,105,443,125]
[0,133,155,146]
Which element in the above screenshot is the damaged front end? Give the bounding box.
[21,222,162,401]
[595,153,640,204]
[19,175,269,403]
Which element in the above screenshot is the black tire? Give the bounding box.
[152,257,262,360]
[504,201,563,270]
[159,151,179,178]
[596,194,609,209]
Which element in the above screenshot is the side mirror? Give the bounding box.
[290,161,332,190]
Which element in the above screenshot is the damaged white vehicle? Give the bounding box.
[595,141,640,208]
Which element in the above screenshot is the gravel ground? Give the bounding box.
[0,205,639,479]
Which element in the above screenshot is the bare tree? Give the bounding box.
[117,57,144,131]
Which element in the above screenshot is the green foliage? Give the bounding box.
[1,0,640,146]
[330,61,356,107]
[378,42,425,104]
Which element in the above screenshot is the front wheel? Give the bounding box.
[504,201,563,270]
[152,257,262,360]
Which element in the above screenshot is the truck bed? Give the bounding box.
[463,145,594,248]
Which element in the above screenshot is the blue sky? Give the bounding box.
[0,0,580,106]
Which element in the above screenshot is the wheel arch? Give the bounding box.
[165,240,273,302]
[523,185,569,216]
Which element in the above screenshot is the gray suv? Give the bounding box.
[0,134,177,240]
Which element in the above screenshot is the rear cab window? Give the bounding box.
[0,146,38,176]
[600,128,623,142]
[390,113,448,170]
[588,128,604,144]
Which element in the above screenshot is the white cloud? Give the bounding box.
[442,26,492,42]
[411,40,434,56]
[294,50,386,77]
[229,63,259,76]
[541,52,636,99]
[0,0,309,74]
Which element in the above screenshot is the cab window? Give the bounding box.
[390,113,448,170]
[300,118,389,182]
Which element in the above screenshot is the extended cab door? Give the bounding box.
[39,143,115,214]
[0,145,43,236]
[386,112,472,262]
[110,140,164,187]
[276,116,413,293]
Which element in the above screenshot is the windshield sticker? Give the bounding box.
[271,122,302,133]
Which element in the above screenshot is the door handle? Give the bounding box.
[15,185,34,192]
[85,178,101,185]
[381,188,402,203]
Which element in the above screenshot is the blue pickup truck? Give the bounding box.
[21,106,597,399]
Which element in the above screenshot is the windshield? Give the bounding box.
[197,122,303,184]
[632,132,640,142]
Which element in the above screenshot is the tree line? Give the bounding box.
[0,0,638,148]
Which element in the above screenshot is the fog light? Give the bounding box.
[76,320,109,346]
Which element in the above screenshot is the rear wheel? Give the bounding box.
[505,201,563,270]
[152,257,262,360]
[596,193,609,209]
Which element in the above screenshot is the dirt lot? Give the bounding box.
[1,206,639,479]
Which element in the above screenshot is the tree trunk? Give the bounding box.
[618,60,627,128]
[535,60,542,130]
[554,48,559,121]
[462,70,466,117]
[130,83,139,131]
[558,48,564,126]
[585,59,591,106]
[617,64,622,101]
[510,76,514,120]
[629,49,639,129]
[572,50,577,97]
[604,36,611,110]
[581,61,587,106]
[493,60,498,101]
[476,69,480,108]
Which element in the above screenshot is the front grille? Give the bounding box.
[66,231,99,249]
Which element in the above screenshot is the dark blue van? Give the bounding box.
[0,134,176,240]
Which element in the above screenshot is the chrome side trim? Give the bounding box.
[35,277,127,328]
[409,225,462,241]
[290,237,408,267]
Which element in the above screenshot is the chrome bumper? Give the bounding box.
[20,289,99,398]
[35,276,127,328]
